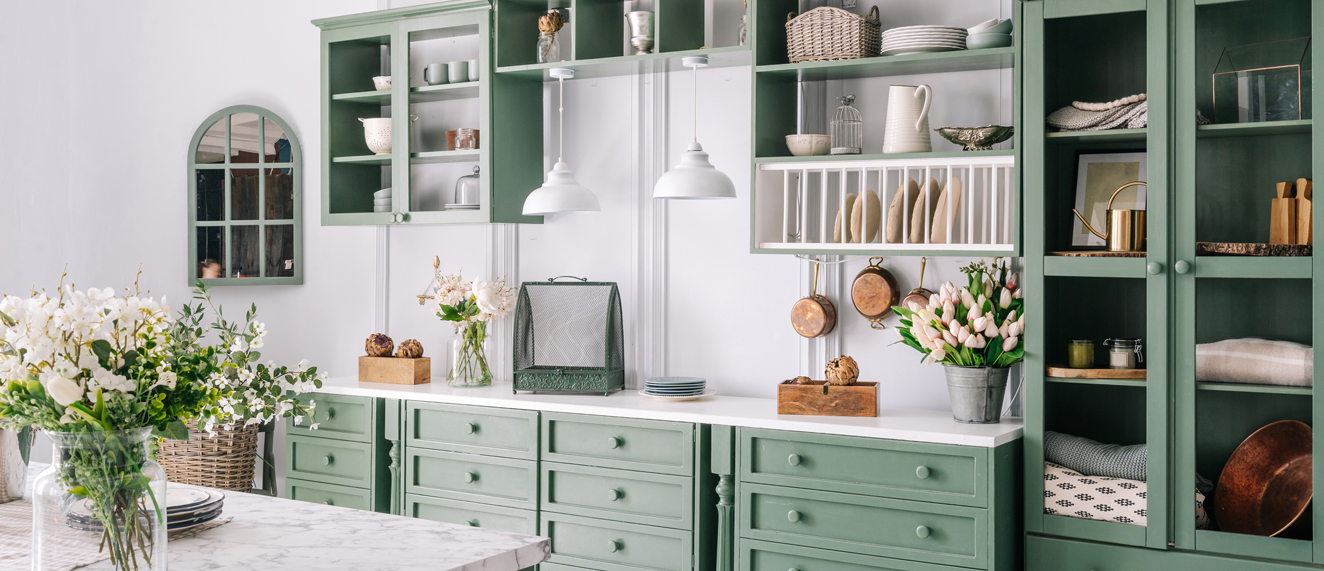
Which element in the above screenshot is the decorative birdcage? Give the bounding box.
[830,95,863,155]
[513,277,624,395]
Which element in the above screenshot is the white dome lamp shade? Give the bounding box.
[653,56,736,200]
[522,68,601,215]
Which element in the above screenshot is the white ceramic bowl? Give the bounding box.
[373,187,392,199]
[967,32,1013,50]
[372,76,392,91]
[968,18,999,33]
[786,134,831,156]
[374,198,392,206]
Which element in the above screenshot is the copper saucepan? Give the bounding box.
[792,262,836,338]
[1214,419,1313,536]
[851,257,900,330]
[901,256,936,311]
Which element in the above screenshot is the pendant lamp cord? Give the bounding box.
[691,63,698,143]
[558,76,565,162]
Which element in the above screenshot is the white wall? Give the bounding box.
[2,1,1022,468]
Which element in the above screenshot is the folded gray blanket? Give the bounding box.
[1045,431,1146,481]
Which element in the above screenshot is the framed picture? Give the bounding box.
[1072,151,1147,247]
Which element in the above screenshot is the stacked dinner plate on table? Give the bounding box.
[640,377,714,401]
[67,486,225,533]
[881,25,968,56]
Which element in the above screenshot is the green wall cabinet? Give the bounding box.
[1024,0,1323,567]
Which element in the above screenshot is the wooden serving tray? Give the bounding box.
[778,380,877,417]
[1046,366,1146,380]
[359,356,431,385]
[1196,242,1312,256]
[1050,251,1146,258]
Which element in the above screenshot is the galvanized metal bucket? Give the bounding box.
[943,366,1010,424]
[1,426,30,503]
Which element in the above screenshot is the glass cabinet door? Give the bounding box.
[1173,0,1319,561]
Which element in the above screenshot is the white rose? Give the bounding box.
[472,280,500,316]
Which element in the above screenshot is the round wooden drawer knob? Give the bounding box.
[465,422,477,434]
[463,471,478,483]
[322,454,334,466]
[787,510,801,523]
[608,436,622,449]
[1147,262,1163,275]
[916,466,930,479]
[787,454,801,466]
[609,488,623,501]
[1175,260,1191,274]
[607,540,622,553]
[916,525,930,539]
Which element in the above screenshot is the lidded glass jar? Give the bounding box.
[537,8,568,63]
[1104,338,1144,369]
[830,95,863,155]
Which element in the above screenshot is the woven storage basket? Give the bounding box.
[786,6,881,63]
[158,421,259,492]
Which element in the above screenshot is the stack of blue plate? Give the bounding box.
[643,377,707,397]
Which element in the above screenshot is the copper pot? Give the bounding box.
[900,256,935,311]
[1214,419,1313,536]
[791,262,836,338]
[851,257,899,330]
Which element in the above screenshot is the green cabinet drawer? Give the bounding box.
[406,493,537,535]
[738,538,954,571]
[287,393,376,443]
[407,402,538,460]
[405,448,537,509]
[542,512,693,571]
[543,413,694,476]
[740,428,986,507]
[740,483,986,569]
[287,435,374,487]
[285,478,373,511]
[542,462,693,530]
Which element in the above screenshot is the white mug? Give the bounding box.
[448,60,467,84]
[424,63,448,86]
[467,59,479,82]
[883,84,933,154]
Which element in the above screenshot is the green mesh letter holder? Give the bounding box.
[512,278,625,394]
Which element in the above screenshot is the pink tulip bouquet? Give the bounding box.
[893,258,1024,368]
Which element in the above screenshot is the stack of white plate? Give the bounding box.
[68,487,226,534]
[639,377,714,401]
[373,187,392,213]
[881,25,967,56]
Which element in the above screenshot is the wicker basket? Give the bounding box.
[786,6,881,63]
[158,422,259,492]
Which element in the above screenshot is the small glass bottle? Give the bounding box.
[738,15,748,46]
[830,95,863,155]
[1103,338,1143,369]
[1067,340,1095,369]
[537,32,561,63]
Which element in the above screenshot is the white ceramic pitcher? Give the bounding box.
[883,84,933,154]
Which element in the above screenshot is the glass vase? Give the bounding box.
[32,428,166,571]
[738,15,748,46]
[537,31,561,64]
[449,322,493,387]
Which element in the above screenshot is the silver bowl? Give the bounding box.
[934,125,1014,151]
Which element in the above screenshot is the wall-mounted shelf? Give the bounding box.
[1043,256,1148,278]
[1044,128,1148,144]
[1195,383,1312,396]
[1196,119,1312,138]
[754,150,1011,165]
[1045,377,1147,389]
[333,155,393,164]
[332,90,394,103]
[497,45,750,81]
[1190,256,1313,279]
[410,149,481,164]
[753,48,1014,81]
[410,83,480,101]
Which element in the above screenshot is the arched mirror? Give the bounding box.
[188,105,303,285]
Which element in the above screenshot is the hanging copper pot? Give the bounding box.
[792,262,836,338]
[901,256,936,311]
[851,257,899,330]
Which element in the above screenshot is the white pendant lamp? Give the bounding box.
[523,68,601,215]
[653,56,736,200]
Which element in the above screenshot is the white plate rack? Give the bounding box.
[754,155,1016,253]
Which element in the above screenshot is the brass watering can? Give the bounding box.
[1073,181,1147,252]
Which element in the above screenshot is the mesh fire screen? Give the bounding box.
[512,278,624,394]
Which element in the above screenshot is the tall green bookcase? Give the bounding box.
[1023,0,1324,568]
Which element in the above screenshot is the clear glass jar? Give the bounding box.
[830,95,863,155]
[1103,338,1144,369]
[537,31,561,64]
[1067,340,1095,369]
[450,322,493,387]
[33,428,166,571]
[738,15,748,46]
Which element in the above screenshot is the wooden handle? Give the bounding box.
[1278,181,1293,199]
[1298,178,1312,200]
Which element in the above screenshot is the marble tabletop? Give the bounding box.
[22,464,550,571]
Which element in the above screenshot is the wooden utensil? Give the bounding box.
[791,262,837,338]
[1297,178,1312,246]
[901,256,936,310]
[850,257,899,330]
[1271,181,1297,245]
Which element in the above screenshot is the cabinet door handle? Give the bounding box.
[787,510,801,523]
[463,471,478,483]
[607,540,622,553]
[322,454,334,466]
[1147,261,1164,275]
[916,525,930,539]
[1175,260,1191,274]
[609,488,623,501]
[464,422,477,434]
[916,465,930,479]
[787,453,801,466]
[608,436,622,449]
[467,519,479,527]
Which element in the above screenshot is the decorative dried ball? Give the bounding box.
[538,10,564,33]
[397,339,424,359]
[366,333,394,357]
[825,355,859,386]
[787,376,813,385]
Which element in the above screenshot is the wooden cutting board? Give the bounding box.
[1046,366,1146,380]
[1271,181,1297,245]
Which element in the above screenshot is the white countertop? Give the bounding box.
[314,377,1023,448]
[18,463,549,571]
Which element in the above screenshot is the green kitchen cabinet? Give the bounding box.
[1025,0,1323,567]
[283,395,394,514]
[313,1,542,227]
